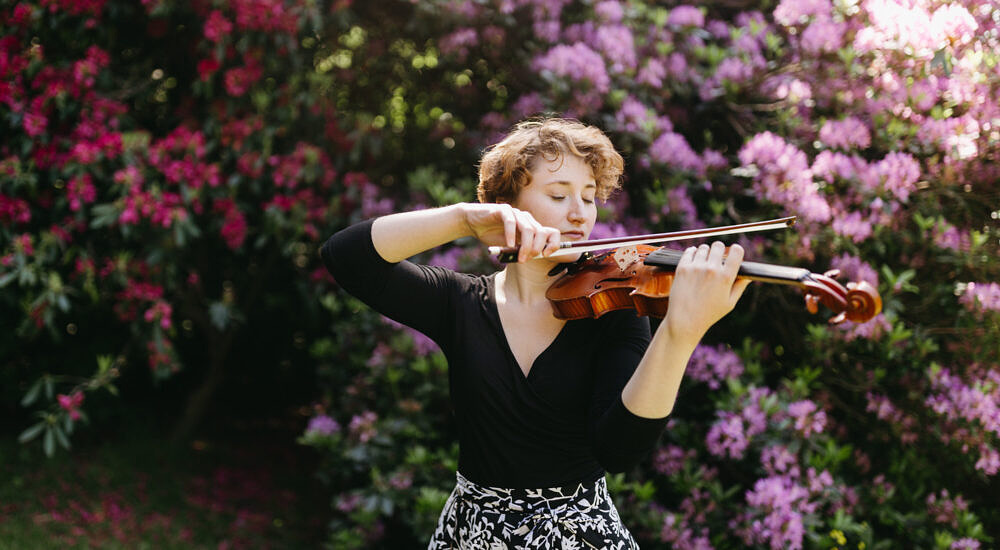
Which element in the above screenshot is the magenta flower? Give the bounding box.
[203,10,233,43]
[58,391,85,421]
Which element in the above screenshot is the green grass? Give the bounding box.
[0,433,329,549]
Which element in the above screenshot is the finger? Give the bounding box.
[723,243,745,279]
[681,246,697,265]
[708,241,726,265]
[694,243,710,262]
[516,212,537,262]
[530,229,550,259]
[542,228,562,257]
[501,206,517,248]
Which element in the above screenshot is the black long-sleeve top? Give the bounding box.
[320,219,669,488]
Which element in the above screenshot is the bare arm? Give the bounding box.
[621,241,751,418]
[371,203,561,263]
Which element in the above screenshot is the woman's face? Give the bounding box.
[510,153,598,256]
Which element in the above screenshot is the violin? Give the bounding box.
[490,217,882,324]
[545,245,882,324]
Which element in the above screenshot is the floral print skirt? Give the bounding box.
[428,471,640,549]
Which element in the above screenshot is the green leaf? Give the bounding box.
[43,427,56,457]
[18,422,46,443]
[20,379,42,407]
[53,425,72,450]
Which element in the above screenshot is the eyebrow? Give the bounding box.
[545,180,597,188]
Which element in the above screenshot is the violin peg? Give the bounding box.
[829,312,847,325]
[823,269,841,279]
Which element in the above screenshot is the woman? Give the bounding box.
[319,118,750,548]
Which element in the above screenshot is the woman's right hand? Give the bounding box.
[459,203,562,263]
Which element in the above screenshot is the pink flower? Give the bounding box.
[66,174,97,212]
[143,300,173,329]
[203,10,233,43]
[0,194,31,225]
[57,391,85,421]
[223,58,263,97]
[23,110,47,137]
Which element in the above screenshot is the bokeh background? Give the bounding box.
[1,0,998,548]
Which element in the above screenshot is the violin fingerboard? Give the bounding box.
[644,248,812,285]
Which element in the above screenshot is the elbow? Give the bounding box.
[593,444,652,474]
[596,451,640,474]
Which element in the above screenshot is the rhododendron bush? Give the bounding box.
[2,0,999,547]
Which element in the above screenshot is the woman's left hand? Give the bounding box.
[662,241,751,344]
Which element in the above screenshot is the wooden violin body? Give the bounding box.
[546,245,883,324]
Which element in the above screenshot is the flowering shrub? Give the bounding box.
[3,0,999,547]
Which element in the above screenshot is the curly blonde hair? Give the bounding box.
[477,118,624,204]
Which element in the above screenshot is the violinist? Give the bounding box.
[319,117,751,548]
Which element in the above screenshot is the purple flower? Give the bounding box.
[650,132,703,173]
[932,222,970,251]
[830,253,879,286]
[668,5,704,27]
[800,17,846,53]
[533,43,611,93]
[707,412,749,459]
[653,445,695,476]
[637,58,667,87]
[870,152,921,202]
[348,411,378,443]
[594,1,623,24]
[787,400,827,437]
[773,0,832,26]
[615,95,652,134]
[439,28,478,60]
[715,57,753,84]
[811,150,867,183]
[663,186,704,230]
[738,132,831,223]
[511,93,545,119]
[831,210,873,243]
[960,282,1000,314]
[818,117,871,151]
[761,445,798,475]
[305,414,340,437]
[742,476,811,549]
[687,344,743,390]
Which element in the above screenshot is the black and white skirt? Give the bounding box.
[428,471,640,549]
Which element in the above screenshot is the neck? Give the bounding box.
[497,260,559,306]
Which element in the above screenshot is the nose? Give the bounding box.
[567,196,586,224]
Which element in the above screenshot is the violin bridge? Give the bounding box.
[613,246,640,272]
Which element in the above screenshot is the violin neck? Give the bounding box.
[644,248,813,286]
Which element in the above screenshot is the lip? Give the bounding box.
[561,231,585,240]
